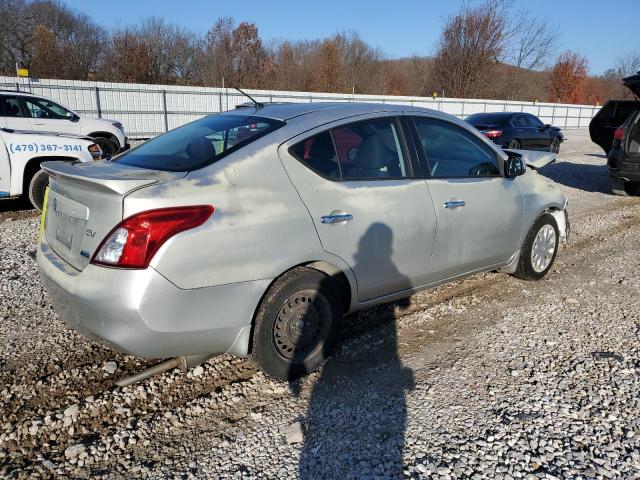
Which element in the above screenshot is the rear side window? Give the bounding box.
[0,96,24,117]
[289,117,410,180]
[333,118,409,179]
[513,115,528,128]
[413,117,500,178]
[115,114,285,171]
[597,101,637,125]
[289,131,339,178]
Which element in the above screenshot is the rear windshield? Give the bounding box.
[114,114,285,172]
[465,113,513,126]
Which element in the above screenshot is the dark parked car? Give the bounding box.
[465,112,564,153]
[589,72,640,196]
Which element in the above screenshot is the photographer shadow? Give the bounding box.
[292,223,415,479]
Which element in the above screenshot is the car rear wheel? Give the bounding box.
[611,177,639,196]
[508,139,521,149]
[27,168,49,211]
[251,267,342,380]
[550,138,561,154]
[513,214,559,281]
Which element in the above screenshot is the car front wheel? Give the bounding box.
[550,138,561,154]
[513,214,559,281]
[251,267,342,380]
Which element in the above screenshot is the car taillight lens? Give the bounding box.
[614,126,625,141]
[91,205,214,269]
[484,130,502,139]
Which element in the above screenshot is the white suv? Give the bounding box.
[0,90,128,158]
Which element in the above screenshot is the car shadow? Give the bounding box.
[538,162,612,194]
[0,197,36,218]
[291,223,415,479]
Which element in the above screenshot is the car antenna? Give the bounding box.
[234,87,263,108]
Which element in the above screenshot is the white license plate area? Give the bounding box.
[55,213,77,250]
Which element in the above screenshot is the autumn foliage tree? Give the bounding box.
[548,51,588,103]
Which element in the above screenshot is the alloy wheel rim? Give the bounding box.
[551,140,560,154]
[531,224,556,273]
[273,290,332,362]
[510,140,520,149]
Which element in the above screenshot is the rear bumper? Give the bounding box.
[609,162,640,182]
[37,239,270,359]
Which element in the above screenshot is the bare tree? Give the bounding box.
[507,13,557,98]
[431,0,510,99]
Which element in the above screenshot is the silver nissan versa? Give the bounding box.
[37,102,569,380]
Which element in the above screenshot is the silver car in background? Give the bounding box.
[37,103,569,380]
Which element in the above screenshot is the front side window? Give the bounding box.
[115,114,284,171]
[0,96,24,117]
[413,117,500,178]
[332,118,409,179]
[22,97,70,120]
[526,115,544,128]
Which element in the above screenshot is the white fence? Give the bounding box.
[1,76,600,139]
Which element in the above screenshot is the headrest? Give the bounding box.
[353,135,388,169]
[186,137,216,162]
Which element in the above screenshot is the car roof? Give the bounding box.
[0,90,39,97]
[466,112,520,120]
[225,101,440,122]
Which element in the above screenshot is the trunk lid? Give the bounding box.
[623,72,640,98]
[589,100,639,154]
[41,160,186,271]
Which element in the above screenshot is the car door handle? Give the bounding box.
[321,213,353,224]
[443,201,466,209]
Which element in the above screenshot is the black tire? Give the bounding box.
[27,168,49,211]
[251,267,342,381]
[611,177,639,196]
[508,139,521,149]
[93,136,119,158]
[550,138,561,154]
[513,213,560,281]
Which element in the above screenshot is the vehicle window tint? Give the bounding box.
[513,115,528,128]
[289,131,339,178]
[1,96,24,117]
[115,114,284,172]
[413,117,500,178]
[332,117,409,179]
[526,115,544,128]
[22,97,68,120]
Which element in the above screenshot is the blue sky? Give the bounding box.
[64,0,631,75]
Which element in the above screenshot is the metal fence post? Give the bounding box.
[161,90,169,132]
[94,86,102,118]
[218,92,222,112]
[15,81,19,91]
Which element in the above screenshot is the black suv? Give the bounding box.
[589,72,640,195]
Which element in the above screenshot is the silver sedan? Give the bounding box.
[37,103,569,380]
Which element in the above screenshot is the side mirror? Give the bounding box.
[539,124,551,131]
[66,111,77,121]
[505,156,525,178]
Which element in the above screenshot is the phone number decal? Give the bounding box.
[8,143,84,154]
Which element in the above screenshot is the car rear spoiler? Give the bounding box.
[41,160,186,195]
[503,149,556,170]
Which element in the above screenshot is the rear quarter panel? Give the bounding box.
[125,133,352,290]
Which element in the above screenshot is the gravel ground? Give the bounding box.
[1,130,640,479]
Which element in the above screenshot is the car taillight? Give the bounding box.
[614,126,625,141]
[484,130,503,139]
[91,205,214,269]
